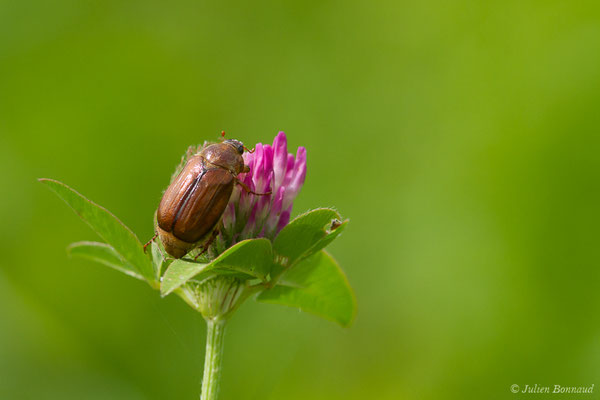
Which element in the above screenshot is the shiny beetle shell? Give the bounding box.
[157,140,246,258]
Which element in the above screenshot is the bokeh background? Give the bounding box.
[2,0,600,399]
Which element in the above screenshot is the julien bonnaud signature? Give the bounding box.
[511,384,594,394]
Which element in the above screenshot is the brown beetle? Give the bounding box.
[146,137,268,259]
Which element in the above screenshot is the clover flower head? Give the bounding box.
[218,132,306,250]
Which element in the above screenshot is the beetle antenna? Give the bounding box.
[243,145,255,153]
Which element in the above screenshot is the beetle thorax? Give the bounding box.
[201,142,245,174]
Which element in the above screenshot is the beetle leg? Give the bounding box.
[143,232,158,253]
[194,229,219,260]
[236,179,272,196]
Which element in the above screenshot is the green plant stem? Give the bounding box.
[201,318,227,400]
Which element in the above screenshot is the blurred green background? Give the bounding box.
[2,0,600,398]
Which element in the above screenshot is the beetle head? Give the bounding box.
[202,140,247,175]
[225,139,245,155]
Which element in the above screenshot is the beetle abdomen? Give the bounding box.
[157,155,204,236]
[157,155,234,244]
[172,168,234,242]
